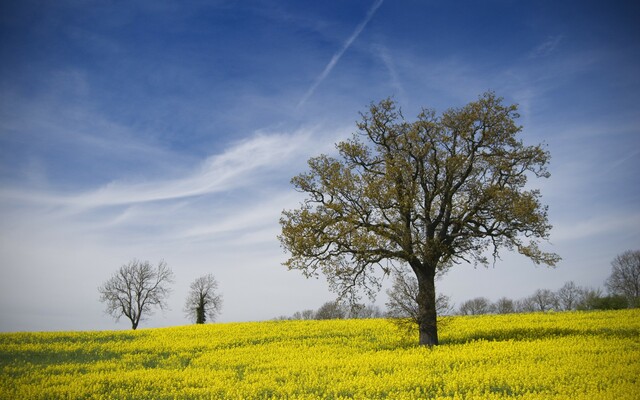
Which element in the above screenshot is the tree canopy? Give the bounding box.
[280,92,559,345]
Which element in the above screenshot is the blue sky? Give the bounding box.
[1,0,639,331]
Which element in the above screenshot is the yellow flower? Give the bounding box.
[1,310,638,399]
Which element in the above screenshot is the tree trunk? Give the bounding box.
[196,304,206,324]
[416,269,438,346]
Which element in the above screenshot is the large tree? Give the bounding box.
[184,274,223,324]
[279,92,559,346]
[605,250,640,307]
[98,259,174,330]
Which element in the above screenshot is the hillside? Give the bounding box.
[1,310,639,399]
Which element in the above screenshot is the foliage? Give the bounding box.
[1,310,638,399]
[583,295,629,310]
[98,259,174,330]
[280,92,559,345]
[184,274,223,324]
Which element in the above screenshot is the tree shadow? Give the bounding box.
[439,325,639,345]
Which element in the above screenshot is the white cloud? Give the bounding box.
[0,130,313,210]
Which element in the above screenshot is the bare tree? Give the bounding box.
[458,297,492,315]
[605,250,640,307]
[98,259,174,330]
[530,289,558,312]
[515,296,537,313]
[494,297,516,314]
[315,301,347,319]
[349,304,384,319]
[292,310,316,320]
[184,274,223,324]
[576,287,603,310]
[556,281,582,311]
[385,268,452,320]
[280,93,559,345]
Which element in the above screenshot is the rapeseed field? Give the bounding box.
[0,309,638,399]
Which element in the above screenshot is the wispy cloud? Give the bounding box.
[297,0,384,108]
[374,44,406,102]
[0,130,313,210]
[529,35,564,58]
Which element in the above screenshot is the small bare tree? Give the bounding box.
[292,309,316,320]
[349,304,384,319]
[494,297,516,314]
[530,289,558,312]
[315,301,348,319]
[516,296,537,312]
[576,287,603,310]
[98,259,174,330]
[605,250,640,307]
[556,281,582,311]
[458,297,493,315]
[385,268,452,321]
[184,274,223,324]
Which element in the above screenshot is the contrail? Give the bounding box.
[297,0,384,108]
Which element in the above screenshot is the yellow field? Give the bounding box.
[0,310,638,399]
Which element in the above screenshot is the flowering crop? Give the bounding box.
[1,309,638,399]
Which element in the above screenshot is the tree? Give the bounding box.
[494,297,516,314]
[98,259,174,330]
[458,297,493,315]
[605,250,640,307]
[280,92,559,345]
[530,289,558,312]
[586,295,628,310]
[576,287,603,310]
[515,296,537,313]
[184,274,223,324]
[315,301,347,319]
[292,309,316,320]
[349,303,384,318]
[556,281,582,311]
[385,267,452,320]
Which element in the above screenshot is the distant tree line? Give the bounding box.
[456,282,626,316]
[274,301,385,321]
[278,249,639,321]
[455,250,639,315]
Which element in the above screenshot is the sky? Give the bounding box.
[0,0,639,332]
